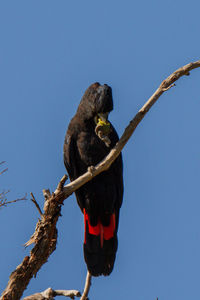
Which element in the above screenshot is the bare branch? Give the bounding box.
[0,167,8,175]
[0,193,27,209]
[53,289,81,299]
[0,162,27,208]
[30,192,43,217]
[23,287,81,299]
[55,174,68,194]
[0,161,8,175]
[80,272,92,300]
[1,60,200,300]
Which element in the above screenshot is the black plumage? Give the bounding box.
[63,82,123,276]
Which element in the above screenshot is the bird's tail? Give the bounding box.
[83,209,118,276]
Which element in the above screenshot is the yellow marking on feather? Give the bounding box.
[97,118,110,127]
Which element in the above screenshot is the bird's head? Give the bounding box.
[77,82,113,123]
[77,82,113,146]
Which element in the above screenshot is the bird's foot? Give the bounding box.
[88,166,96,175]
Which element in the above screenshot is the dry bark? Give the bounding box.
[23,288,81,299]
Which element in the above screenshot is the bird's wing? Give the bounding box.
[63,131,86,211]
[63,132,79,181]
[114,153,124,208]
[109,125,124,209]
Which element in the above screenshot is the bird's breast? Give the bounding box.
[77,130,110,166]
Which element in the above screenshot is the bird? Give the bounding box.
[63,82,123,276]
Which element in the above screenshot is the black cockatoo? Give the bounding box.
[63,83,123,276]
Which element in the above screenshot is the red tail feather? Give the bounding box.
[84,209,115,247]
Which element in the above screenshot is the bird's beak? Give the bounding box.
[98,112,109,123]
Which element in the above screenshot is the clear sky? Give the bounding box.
[0,1,200,299]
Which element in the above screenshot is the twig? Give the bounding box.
[23,287,81,299]
[162,83,176,91]
[0,190,10,198]
[0,162,27,208]
[80,272,92,300]
[1,60,200,300]
[0,167,8,175]
[30,192,43,217]
[0,193,27,208]
[55,174,68,194]
[0,161,8,175]
[53,289,81,299]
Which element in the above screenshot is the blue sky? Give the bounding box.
[0,1,200,299]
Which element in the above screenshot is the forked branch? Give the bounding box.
[23,288,81,299]
[0,162,27,208]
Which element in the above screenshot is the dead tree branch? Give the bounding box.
[30,193,43,217]
[1,60,200,300]
[80,272,92,300]
[0,191,27,209]
[23,287,81,299]
[0,168,8,176]
[0,162,27,208]
[0,161,8,175]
